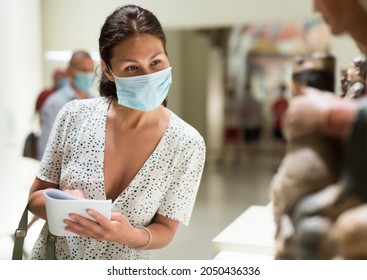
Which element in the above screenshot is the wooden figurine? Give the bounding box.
[340,68,349,97]
[342,55,367,99]
[271,80,367,259]
[291,51,335,96]
[271,52,346,259]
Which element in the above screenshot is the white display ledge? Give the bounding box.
[213,250,273,260]
[212,203,275,259]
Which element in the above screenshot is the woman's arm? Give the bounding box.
[63,210,179,249]
[28,178,59,220]
[143,214,180,249]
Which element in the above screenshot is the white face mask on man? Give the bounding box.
[109,67,172,111]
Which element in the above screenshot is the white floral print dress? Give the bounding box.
[30,97,206,260]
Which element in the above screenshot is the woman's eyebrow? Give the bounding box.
[118,52,164,63]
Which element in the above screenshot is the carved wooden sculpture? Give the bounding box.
[342,55,367,99]
[270,51,367,259]
[271,96,367,259]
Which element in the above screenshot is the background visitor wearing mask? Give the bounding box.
[38,50,95,160]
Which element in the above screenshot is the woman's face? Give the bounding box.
[107,33,169,78]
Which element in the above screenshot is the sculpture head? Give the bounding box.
[292,51,335,96]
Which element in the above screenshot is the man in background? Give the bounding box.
[38,50,95,160]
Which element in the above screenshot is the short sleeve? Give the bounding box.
[158,135,206,226]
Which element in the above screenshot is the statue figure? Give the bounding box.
[270,86,367,259]
[342,55,367,99]
[270,52,339,259]
[291,51,335,96]
[340,68,349,97]
[271,0,367,261]
[270,51,367,259]
[269,114,343,259]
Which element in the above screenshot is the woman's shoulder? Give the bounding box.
[168,110,205,147]
[61,96,110,115]
[68,96,110,109]
[56,97,110,124]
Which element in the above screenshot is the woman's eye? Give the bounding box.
[125,65,138,71]
[151,60,160,66]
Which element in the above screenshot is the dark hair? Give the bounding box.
[292,51,335,93]
[98,5,167,97]
[292,70,335,92]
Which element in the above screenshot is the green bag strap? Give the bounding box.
[12,204,56,260]
[46,233,56,260]
[12,205,29,260]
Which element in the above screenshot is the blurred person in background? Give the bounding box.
[240,82,263,161]
[217,88,242,167]
[37,50,95,160]
[35,67,69,114]
[271,83,288,170]
[23,68,70,160]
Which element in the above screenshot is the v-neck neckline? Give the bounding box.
[100,97,172,203]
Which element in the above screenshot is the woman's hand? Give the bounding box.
[64,210,138,245]
[63,189,85,199]
[63,210,180,249]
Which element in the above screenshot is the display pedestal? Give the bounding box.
[212,203,275,259]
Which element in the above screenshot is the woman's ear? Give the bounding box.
[100,59,114,82]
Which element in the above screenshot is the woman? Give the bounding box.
[28,5,206,260]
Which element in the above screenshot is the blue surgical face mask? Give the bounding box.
[74,72,94,92]
[110,67,172,112]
